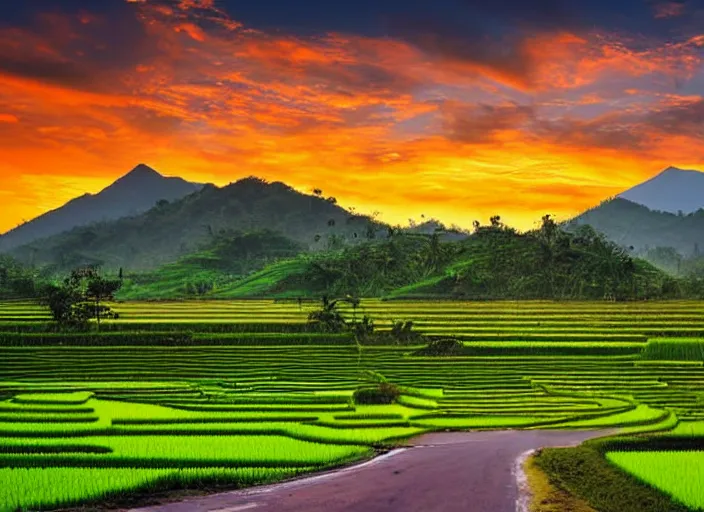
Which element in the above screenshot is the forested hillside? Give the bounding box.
[9,177,385,272]
[567,198,704,257]
[118,216,683,301]
[0,256,41,299]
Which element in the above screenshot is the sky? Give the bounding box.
[0,0,702,233]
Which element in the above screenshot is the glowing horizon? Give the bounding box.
[0,0,702,234]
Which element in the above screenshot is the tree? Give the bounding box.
[307,295,346,332]
[0,256,39,299]
[346,294,361,323]
[85,276,122,329]
[41,267,121,329]
[41,283,87,327]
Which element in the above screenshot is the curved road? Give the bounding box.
[129,430,609,512]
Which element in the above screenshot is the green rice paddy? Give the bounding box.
[2,299,704,511]
[606,451,704,510]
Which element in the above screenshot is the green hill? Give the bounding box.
[117,230,305,300]
[117,218,682,301]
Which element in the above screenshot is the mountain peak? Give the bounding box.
[124,164,162,179]
[0,164,201,251]
[618,166,704,214]
[659,166,700,176]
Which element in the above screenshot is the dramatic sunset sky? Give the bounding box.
[0,0,702,233]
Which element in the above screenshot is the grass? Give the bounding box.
[454,342,645,356]
[523,452,598,512]
[666,421,704,436]
[12,392,94,405]
[606,451,704,510]
[0,466,311,512]
[642,338,704,362]
[410,415,558,429]
[545,405,668,429]
[533,446,691,512]
[0,435,371,468]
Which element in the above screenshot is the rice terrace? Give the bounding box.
[2,0,704,507]
[2,297,704,511]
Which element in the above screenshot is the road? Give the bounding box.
[129,430,609,512]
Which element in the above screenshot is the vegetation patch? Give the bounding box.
[353,384,400,405]
[533,446,691,512]
[606,451,704,510]
[523,452,598,512]
[642,338,704,361]
[12,392,94,405]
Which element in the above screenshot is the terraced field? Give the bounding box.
[1,299,704,511]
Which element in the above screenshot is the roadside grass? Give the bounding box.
[523,452,597,512]
[532,446,691,512]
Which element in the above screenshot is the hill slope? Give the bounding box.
[118,222,681,301]
[0,164,202,252]
[567,198,704,257]
[117,230,306,300]
[619,166,704,214]
[11,177,385,272]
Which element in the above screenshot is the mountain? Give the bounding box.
[566,197,704,257]
[0,164,203,252]
[618,166,704,214]
[10,176,387,272]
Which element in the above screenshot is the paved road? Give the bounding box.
[129,430,609,512]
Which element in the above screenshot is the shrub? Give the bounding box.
[414,338,464,356]
[353,383,400,405]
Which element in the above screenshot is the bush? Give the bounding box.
[414,338,464,356]
[353,383,400,405]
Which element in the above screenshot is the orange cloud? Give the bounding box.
[174,22,206,42]
[0,3,702,236]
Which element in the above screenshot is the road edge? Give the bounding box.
[514,449,535,512]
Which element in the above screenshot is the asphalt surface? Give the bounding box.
[128,430,610,512]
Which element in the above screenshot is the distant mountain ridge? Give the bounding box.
[9,176,387,271]
[565,166,704,258]
[618,166,704,214]
[7,162,704,274]
[0,164,203,252]
[566,197,704,257]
